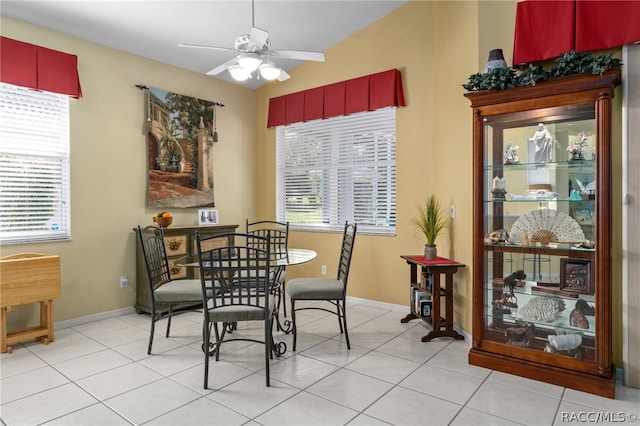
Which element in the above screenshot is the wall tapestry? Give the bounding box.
[146,86,218,208]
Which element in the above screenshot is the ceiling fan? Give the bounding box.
[179,0,325,82]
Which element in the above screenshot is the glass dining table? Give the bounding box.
[270,248,317,332]
[176,248,317,354]
[176,248,317,269]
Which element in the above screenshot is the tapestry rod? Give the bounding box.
[134,84,225,107]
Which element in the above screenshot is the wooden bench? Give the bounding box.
[0,253,61,353]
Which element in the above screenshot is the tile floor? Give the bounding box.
[1,300,638,425]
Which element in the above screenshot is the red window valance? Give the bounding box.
[0,36,83,98]
[513,0,640,66]
[267,69,405,128]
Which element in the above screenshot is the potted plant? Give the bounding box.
[414,195,449,260]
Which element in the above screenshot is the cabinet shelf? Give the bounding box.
[486,198,595,204]
[484,159,596,172]
[466,68,620,398]
[485,243,595,259]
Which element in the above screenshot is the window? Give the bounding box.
[0,83,71,244]
[276,107,396,235]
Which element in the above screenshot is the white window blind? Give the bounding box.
[0,83,71,244]
[276,107,396,235]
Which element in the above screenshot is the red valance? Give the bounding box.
[267,69,405,128]
[513,0,640,66]
[0,36,83,98]
[575,1,640,52]
[513,0,575,65]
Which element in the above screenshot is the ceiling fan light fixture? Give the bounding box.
[228,64,250,81]
[259,62,282,80]
[238,53,261,72]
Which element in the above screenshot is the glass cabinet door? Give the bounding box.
[481,105,598,363]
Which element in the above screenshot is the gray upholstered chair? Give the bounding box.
[136,225,202,355]
[195,232,278,388]
[286,222,357,351]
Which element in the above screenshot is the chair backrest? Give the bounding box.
[245,220,289,263]
[336,222,357,289]
[136,225,172,291]
[196,232,272,311]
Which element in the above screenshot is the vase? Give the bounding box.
[569,152,585,161]
[424,245,437,260]
[485,48,507,72]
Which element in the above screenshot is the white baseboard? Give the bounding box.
[54,306,136,330]
[346,295,407,312]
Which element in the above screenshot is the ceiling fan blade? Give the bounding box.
[277,69,291,82]
[179,43,235,53]
[249,27,269,49]
[206,56,242,75]
[272,50,325,62]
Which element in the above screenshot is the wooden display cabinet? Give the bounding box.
[465,68,621,398]
[133,224,238,314]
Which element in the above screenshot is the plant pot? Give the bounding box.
[424,245,437,260]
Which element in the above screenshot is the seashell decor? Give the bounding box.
[519,296,566,322]
[510,208,584,245]
[548,333,582,351]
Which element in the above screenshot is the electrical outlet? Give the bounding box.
[120,276,129,289]
[450,204,456,218]
[321,265,327,275]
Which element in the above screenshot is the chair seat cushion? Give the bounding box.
[155,279,202,303]
[286,278,344,300]
[207,297,276,322]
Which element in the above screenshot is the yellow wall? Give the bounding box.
[256,0,518,334]
[1,1,625,367]
[0,16,258,327]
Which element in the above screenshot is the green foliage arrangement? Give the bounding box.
[463,50,622,92]
[414,195,448,247]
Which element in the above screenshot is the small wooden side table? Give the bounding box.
[0,253,61,353]
[400,255,465,342]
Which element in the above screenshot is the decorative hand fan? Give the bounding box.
[509,209,585,245]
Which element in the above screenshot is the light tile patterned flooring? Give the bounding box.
[1,300,638,425]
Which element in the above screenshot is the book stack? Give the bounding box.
[411,287,432,318]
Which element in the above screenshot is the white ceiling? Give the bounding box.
[1,0,408,89]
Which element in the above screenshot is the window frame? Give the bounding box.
[0,82,71,245]
[275,107,397,235]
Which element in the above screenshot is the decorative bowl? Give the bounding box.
[153,216,172,227]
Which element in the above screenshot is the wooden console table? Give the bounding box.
[400,255,465,342]
[0,253,61,353]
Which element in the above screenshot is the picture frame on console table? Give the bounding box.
[560,258,594,295]
[198,209,219,226]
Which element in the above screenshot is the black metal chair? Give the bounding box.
[195,232,279,388]
[286,222,357,351]
[136,225,202,355]
[245,220,289,316]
